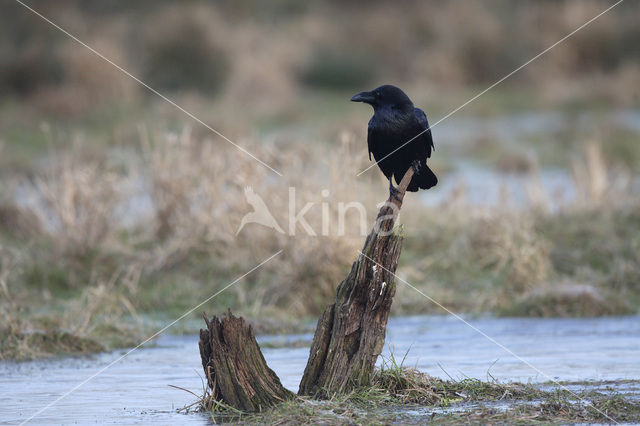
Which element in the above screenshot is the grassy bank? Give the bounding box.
[190,361,640,424]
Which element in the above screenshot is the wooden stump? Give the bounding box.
[198,168,416,409]
[298,168,414,396]
[198,310,294,412]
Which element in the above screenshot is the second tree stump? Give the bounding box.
[199,311,294,411]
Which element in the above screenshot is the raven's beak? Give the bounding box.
[350,91,375,104]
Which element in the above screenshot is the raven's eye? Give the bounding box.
[374,91,380,97]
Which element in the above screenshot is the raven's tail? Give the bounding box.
[406,163,438,192]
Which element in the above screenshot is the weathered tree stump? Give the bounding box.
[298,168,415,396]
[198,168,415,409]
[198,310,294,412]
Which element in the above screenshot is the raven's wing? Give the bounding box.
[414,107,434,156]
[366,117,374,161]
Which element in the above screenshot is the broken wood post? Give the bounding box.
[298,167,415,396]
[198,310,294,412]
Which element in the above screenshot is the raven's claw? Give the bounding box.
[411,160,422,175]
[388,177,402,202]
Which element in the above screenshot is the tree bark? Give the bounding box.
[298,168,414,396]
[198,310,294,412]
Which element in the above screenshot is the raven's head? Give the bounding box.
[350,85,413,111]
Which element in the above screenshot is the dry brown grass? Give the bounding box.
[397,143,638,315]
[0,128,638,359]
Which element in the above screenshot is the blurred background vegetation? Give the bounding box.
[0,0,639,359]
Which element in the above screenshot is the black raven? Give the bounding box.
[351,85,437,199]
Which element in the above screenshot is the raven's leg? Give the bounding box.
[388,176,402,202]
[411,159,422,175]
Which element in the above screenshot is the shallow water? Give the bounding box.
[420,162,576,208]
[1,315,639,425]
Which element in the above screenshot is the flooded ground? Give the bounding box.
[1,315,639,425]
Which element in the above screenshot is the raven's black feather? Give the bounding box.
[352,85,437,192]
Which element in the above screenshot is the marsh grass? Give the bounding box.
[0,129,638,359]
[190,357,640,425]
[217,383,640,424]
